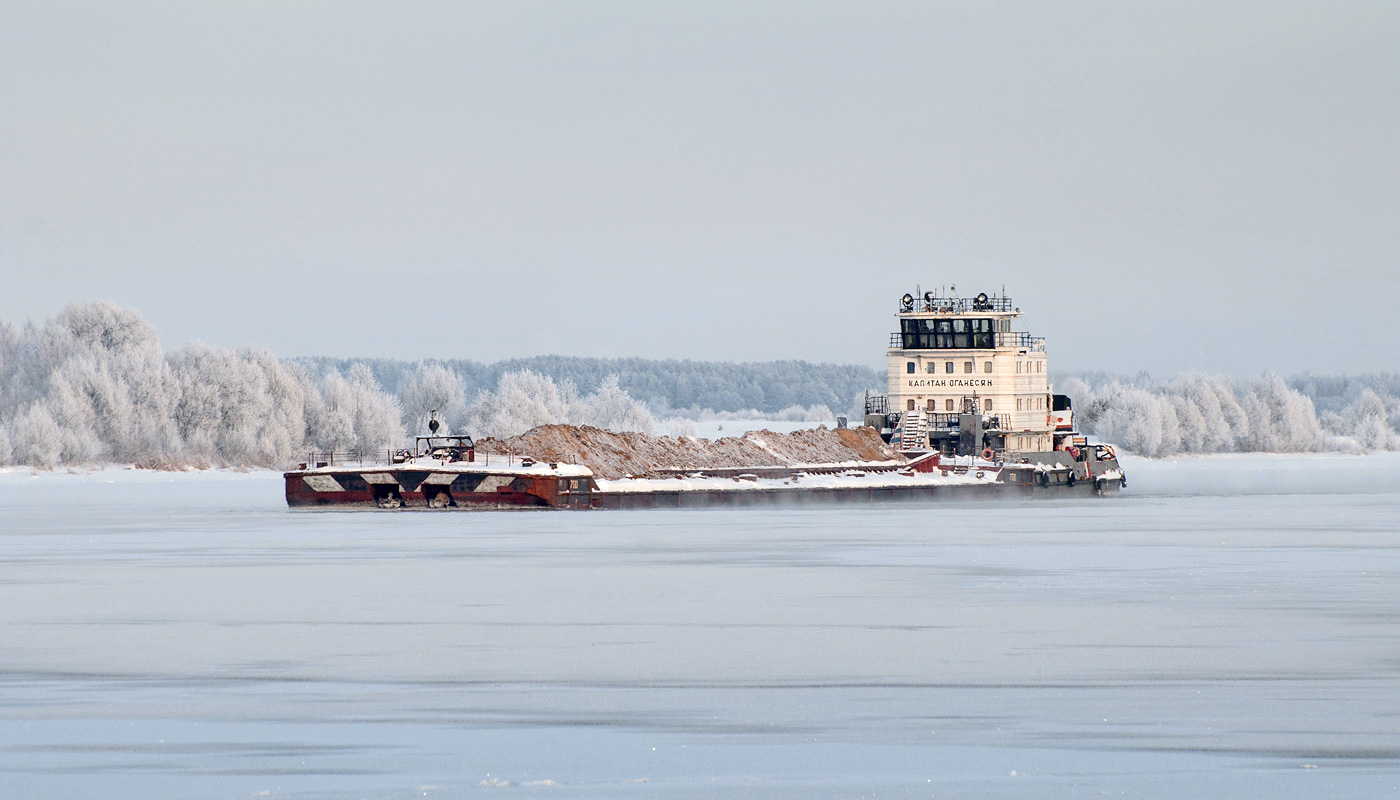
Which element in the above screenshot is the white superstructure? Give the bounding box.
[867,287,1072,456]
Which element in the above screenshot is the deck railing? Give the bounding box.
[996,332,1046,351]
[864,392,889,415]
[900,295,1014,314]
[304,450,388,467]
[920,412,1011,430]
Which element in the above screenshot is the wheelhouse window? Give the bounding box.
[926,362,936,374]
[900,318,996,349]
[945,361,954,373]
[963,362,973,374]
[907,361,916,374]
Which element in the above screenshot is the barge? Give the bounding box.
[284,287,1125,509]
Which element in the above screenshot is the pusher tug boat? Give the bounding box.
[284,287,1124,509]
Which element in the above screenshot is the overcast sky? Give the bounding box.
[1,1,1396,376]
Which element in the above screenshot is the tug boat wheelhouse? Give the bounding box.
[864,287,1123,490]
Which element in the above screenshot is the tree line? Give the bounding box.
[0,303,867,469]
[1061,373,1398,456]
[2,302,1396,468]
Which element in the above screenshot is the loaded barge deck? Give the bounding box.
[284,448,1123,510]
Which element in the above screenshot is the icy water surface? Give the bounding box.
[2,454,1400,798]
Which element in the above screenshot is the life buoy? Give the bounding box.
[980,448,995,461]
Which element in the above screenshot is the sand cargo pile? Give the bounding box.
[474,424,899,480]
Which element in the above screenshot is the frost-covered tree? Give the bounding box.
[1347,390,1398,451]
[1178,373,1248,451]
[9,402,63,469]
[1065,371,1334,455]
[1240,374,1326,453]
[465,370,574,438]
[0,302,181,465]
[463,369,659,439]
[309,366,404,455]
[572,374,656,434]
[1090,383,1181,457]
[167,343,315,466]
[347,364,404,454]
[398,362,467,435]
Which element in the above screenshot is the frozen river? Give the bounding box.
[3,454,1399,798]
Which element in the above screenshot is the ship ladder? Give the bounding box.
[899,412,929,451]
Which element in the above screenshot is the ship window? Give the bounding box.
[926,399,935,410]
[986,399,993,411]
[963,362,973,374]
[984,361,993,373]
[945,361,954,374]
[907,362,916,374]
[926,362,936,374]
[946,399,954,411]
[907,399,916,411]
[1016,398,1023,411]
[901,318,997,349]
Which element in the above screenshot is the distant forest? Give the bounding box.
[0,303,882,469]
[295,356,883,417]
[1,302,1397,469]
[1060,372,1400,456]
